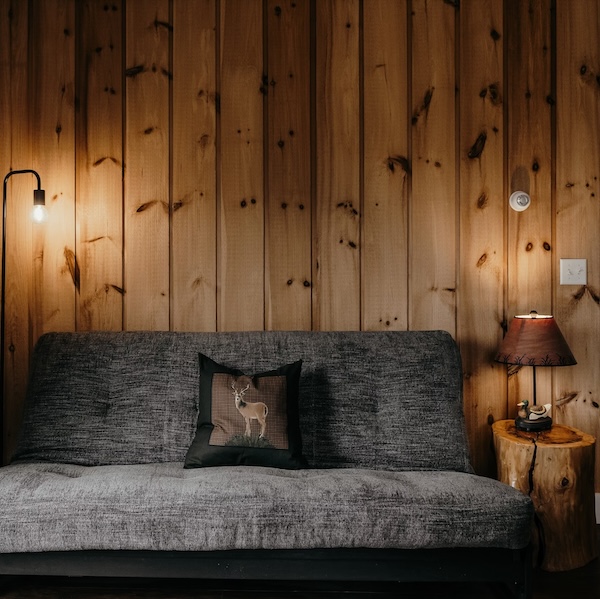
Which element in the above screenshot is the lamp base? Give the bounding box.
[515,416,553,432]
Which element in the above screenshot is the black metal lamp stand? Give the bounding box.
[1,169,46,464]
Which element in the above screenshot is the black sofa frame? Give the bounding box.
[0,546,532,598]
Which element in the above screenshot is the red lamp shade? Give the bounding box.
[495,311,576,367]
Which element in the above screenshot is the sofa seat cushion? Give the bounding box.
[0,462,532,554]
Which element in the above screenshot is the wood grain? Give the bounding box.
[218,0,264,332]
[554,0,600,485]
[313,0,360,331]
[265,0,312,331]
[30,0,77,339]
[172,0,217,332]
[124,0,170,330]
[75,0,123,332]
[458,0,505,477]
[362,0,408,332]
[409,0,457,334]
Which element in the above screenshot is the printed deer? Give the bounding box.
[231,382,268,438]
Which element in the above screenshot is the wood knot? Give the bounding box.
[488,83,501,105]
[125,64,144,78]
[468,132,487,159]
[387,155,411,174]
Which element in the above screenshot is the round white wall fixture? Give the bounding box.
[509,191,531,212]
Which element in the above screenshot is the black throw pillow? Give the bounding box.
[184,354,306,469]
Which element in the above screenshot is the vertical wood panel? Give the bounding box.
[172,0,217,331]
[555,0,600,486]
[76,0,123,332]
[409,0,457,334]
[218,0,264,332]
[314,0,360,331]
[30,0,76,338]
[505,0,553,414]
[458,0,505,477]
[362,0,409,332]
[124,0,170,330]
[265,0,312,331]
[0,0,33,461]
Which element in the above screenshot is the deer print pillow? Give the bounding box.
[184,354,306,469]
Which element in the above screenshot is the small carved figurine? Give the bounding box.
[515,400,552,431]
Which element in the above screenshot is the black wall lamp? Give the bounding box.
[1,169,46,463]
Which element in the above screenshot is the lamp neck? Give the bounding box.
[3,169,42,194]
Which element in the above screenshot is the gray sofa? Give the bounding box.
[0,330,533,597]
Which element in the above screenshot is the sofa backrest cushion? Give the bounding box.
[13,330,471,472]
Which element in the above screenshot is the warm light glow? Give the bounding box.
[31,204,48,223]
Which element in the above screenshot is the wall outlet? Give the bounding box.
[560,259,587,285]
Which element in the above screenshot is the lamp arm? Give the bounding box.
[3,169,42,192]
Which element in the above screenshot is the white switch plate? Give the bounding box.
[560,259,587,285]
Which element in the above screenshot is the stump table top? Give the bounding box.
[492,419,595,448]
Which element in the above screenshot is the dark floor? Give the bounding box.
[0,578,514,599]
[1,543,599,599]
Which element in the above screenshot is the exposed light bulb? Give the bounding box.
[31,204,48,223]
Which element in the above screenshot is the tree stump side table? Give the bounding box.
[492,419,597,572]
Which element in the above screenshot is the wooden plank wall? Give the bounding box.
[458,0,505,475]
[1,0,599,486]
[555,0,600,450]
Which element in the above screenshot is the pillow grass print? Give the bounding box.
[184,354,306,469]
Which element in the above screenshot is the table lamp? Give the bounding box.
[495,310,576,431]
